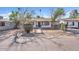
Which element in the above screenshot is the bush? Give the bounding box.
[23,24,33,33]
[60,23,65,31]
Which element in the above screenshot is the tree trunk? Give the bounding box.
[14,24,18,29]
[26,30,30,33]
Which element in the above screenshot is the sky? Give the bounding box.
[0,7,79,19]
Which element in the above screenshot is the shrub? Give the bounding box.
[23,24,33,33]
[60,23,65,31]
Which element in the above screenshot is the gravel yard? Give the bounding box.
[0,29,79,51]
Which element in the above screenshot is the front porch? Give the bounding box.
[33,21,52,29]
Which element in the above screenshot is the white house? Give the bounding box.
[32,18,52,29]
[63,18,79,29]
[0,19,15,30]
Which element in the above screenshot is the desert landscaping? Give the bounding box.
[0,7,79,51]
[0,29,79,51]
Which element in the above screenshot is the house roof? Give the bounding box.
[0,19,10,22]
[62,18,79,22]
[32,18,52,22]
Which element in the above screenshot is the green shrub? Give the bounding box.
[60,23,65,31]
[23,24,33,33]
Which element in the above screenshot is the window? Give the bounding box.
[78,22,79,28]
[72,22,74,26]
[67,22,68,25]
[44,21,49,25]
[0,22,5,26]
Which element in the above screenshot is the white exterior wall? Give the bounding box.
[33,22,37,28]
[74,22,78,27]
[41,22,51,28]
[0,22,15,30]
[33,21,52,28]
[67,22,78,28]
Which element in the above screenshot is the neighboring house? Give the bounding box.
[0,19,15,30]
[63,18,79,29]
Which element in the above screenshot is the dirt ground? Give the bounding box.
[0,29,79,51]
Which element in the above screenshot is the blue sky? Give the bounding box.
[0,7,79,19]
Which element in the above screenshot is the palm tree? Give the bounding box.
[51,8,64,22]
[51,8,65,30]
[69,9,79,28]
[36,9,43,18]
[39,9,41,16]
[70,9,78,18]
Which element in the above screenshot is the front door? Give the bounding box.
[38,22,41,28]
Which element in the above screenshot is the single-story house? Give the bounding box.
[32,18,60,29]
[62,18,79,29]
[32,18,52,29]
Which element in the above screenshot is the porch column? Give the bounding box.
[33,21,37,28]
[49,22,52,28]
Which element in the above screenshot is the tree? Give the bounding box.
[9,8,35,29]
[70,9,78,18]
[9,8,36,33]
[50,8,65,30]
[9,11,19,29]
[51,8,64,22]
[36,15,41,18]
[17,8,35,33]
[23,10,35,33]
